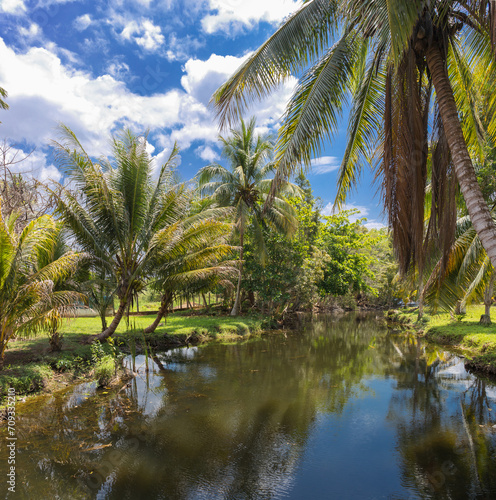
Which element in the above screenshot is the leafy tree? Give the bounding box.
[197,117,299,315]
[212,0,496,281]
[242,178,325,313]
[0,209,84,368]
[316,210,376,297]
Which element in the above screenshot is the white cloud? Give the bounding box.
[152,147,182,173]
[0,39,294,179]
[0,0,26,14]
[107,61,130,79]
[181,54,247,105]
[19,23,41,39]
[310,156,340,175]
[180,52,296,129]
[202,0,301,34]
[196,145,218,162]
[74,14,92,31]
[165,34,205,62]
[2,145,61,183]
[364,221,386,230]
[120,19,164,52]
[320,202,386,229]
[322,203,369,219]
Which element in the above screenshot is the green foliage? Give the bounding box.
[0,363,52,401]
[316,210,376,297]
[197,117,301,315]
[0,209,85,368]
[94,355,116,387]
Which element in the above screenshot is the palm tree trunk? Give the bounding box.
[426,42,496,269]
[99,307,108,332]
[144,292,171,334]
[90,298,128,342]
[0,342,6,370]
[231,228,244,316]
[482,271,495,324]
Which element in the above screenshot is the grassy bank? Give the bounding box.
[0,310,272,404]
[388,305,496,375]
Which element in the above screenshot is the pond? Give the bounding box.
[2,313,496,499]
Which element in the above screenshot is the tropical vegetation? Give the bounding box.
[212,0,496,287]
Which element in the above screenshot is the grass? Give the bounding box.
[0,309,271,403]
[390,304,496,374]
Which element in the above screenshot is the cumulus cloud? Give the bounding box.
[310,156,340,175]
[364,221,386,230]
[0,0,26,14]
[74,14,92,31]
[202,0,301,34]
[2,145,61,183]
[165,34,205,62]
[19,23,42,40]
[181,52,296,128]
[196,145,219,163]
[120,19,164,51]
[0,38,295,180]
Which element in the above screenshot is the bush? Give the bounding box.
[94,355,115,387]
[0,364,52,402]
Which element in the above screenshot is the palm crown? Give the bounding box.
[212,0,496,278]
[0,208,84,368]
[55,126,235,340]
[197,117,301,315]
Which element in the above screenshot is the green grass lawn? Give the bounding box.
[57,311,267,338]
[392,304,496,373]
[0,310,271,402]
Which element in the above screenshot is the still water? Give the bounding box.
[2,313,496,499]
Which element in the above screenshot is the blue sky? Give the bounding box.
[0,0,384,228]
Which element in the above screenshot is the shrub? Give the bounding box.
[0,364,52,402]
[94,355,115,387]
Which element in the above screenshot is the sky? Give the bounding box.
[0,0,385,229]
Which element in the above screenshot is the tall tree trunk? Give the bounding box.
[99,307,108,332]
[482,271,495,323]
[426,43,496,269]
[231,227,244,316]
[417,271,424,320]
[0,341,5,370]
[144,292,171,334]
[91,298,128,342]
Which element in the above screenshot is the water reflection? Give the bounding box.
[1,313,495,499]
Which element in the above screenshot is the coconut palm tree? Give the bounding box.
[212,0,496,276]
[0,208,84,368]
[54,126,200,341]
[0,86,8,114]
[197,118,300,315]
[426,211,496,322]
[143,214,237,333]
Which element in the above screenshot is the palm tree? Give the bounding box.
[426,211,496,322]
[0,86,8,114]
[0,209,84,368]
[212,0,496,276]
[197,118,300,315]
[143,214,237,333]
[54,126,193,341]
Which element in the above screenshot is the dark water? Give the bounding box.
[2,313,496,499]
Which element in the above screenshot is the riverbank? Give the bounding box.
[0,310,273,404]
[387,305,496,375]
